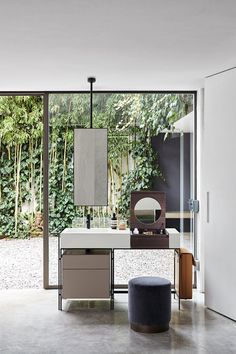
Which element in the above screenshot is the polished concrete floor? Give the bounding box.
[0,289,236,354]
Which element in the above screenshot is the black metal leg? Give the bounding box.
[174,250,176,299]
[58,238,62,311]
[178,249,181,310]
[174,249,181,310]
[110,249,114,310]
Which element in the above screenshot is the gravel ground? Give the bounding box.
[0,238,174,289]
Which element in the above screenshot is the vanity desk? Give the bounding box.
[58,191,181,310]
[58,227,181,310]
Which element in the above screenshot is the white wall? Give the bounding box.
[202,68,236,320]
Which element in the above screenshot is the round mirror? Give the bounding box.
[134,197,161,224]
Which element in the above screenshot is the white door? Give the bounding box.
[203,68,236,320]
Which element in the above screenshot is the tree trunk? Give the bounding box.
[110,163,115,214]
[108,162,113,214]
[29,138,34,212]
[0,139,1,202]
[62,99,71,191]
[14,144,22,238]
[62,128,68,191]
[7,145,11,160]
[39,137,43,212]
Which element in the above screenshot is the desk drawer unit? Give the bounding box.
[63,253,110,269]
[62,251,110,299]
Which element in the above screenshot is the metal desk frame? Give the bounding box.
[109,248,181,310]
[58,240,181,311]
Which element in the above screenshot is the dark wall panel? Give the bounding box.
[152,133,191,212]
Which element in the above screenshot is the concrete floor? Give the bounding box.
[0,290,236,354]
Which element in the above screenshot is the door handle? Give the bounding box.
[188,199,199,213]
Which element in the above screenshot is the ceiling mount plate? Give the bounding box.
[87,77,96,83]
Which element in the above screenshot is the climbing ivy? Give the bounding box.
[0,93,193,238]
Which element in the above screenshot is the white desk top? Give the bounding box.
[60,228,130,249]
[60,227,180,249]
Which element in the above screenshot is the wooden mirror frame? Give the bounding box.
[130,191,166,230]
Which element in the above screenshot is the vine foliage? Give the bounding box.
[0,94,192,237]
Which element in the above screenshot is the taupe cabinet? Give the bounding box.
[61,250,110,300]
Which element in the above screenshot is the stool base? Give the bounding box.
[130,322,169,333]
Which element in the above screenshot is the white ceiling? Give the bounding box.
[0,0,236,91]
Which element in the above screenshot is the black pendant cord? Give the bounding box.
[88,77,96,129]
[90,80,93,129]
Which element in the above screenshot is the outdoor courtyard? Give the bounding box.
[0,237,174,289]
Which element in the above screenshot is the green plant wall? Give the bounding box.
[0,96,43,238]
[0,93,193,238]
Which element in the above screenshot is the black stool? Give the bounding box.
[128,276,171,333]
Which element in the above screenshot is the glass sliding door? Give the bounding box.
[114,94,195,285]
[45,92,196,288]
[47,94,89,286]
[179,119,195,253]
[0,94,44,290]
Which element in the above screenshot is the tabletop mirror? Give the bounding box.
[130,191,166,232]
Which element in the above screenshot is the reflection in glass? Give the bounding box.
[134,197,161,224]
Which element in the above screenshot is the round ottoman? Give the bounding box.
[128,276,171,333]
